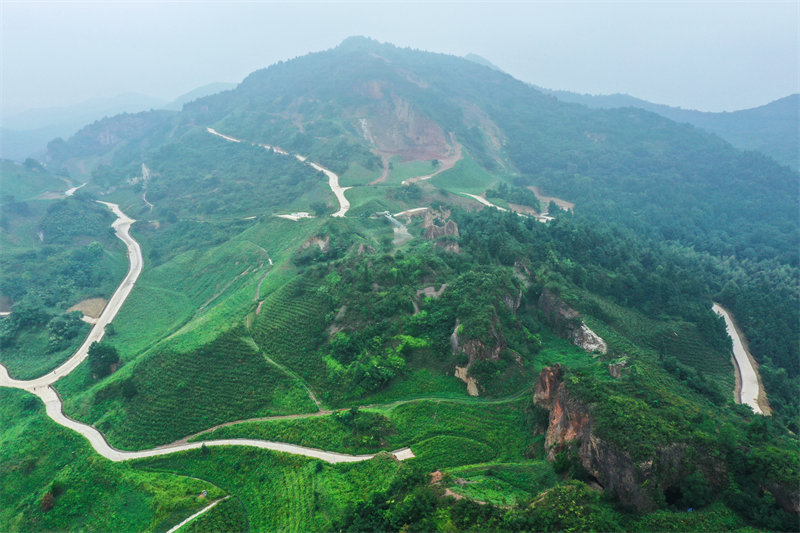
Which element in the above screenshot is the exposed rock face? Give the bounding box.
[357,91,450,161]
[572,323,607,354]
[533,364,564,407]
[454,366,479,396]
[533,365,686,511]
[422,209,460,252]
[416,284,447,299]
[538,290,607,354]
[424,220,459,240]
[302,234,330,252]
[502,289,523,313]
[451,317,508,396]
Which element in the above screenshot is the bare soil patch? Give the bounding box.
[67,298,108,319]
[402,134,463,185]
[528,186,575,212]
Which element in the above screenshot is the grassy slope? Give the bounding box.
[0,160,66,200]
[54,217,327,448]
[134,448,401,532]
[443,461,559,506]
[430,153,497,194]
[0,389,226,532]
[0,323,90,380]
[193,397,538,466]
[74,331,319,449]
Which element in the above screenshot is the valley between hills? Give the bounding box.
[1,37,798,532]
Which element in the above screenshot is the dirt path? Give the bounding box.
[241,335,326,411]
[461,193,554,222]
[0,200,412,465]
[394,207,428,218]
[206,127,350,217]
[461,193,508,211]
[712,303,770,415]
[166,496,229,533]
[368,154,391,185]
[141,164,154,211]
[171,387,532,448]
[401,136,463,186]
[65,183,87,197]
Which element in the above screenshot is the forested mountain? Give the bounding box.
[1,37,798,532]
[544,89,800,170]
[1,83,237,162]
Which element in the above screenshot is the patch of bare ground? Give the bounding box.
[37,191,66,200]
[369,154,392,185]
[402,134,463,185]
[431,471,488,505]
[67,298,108,319]
[507,202,540,217]
[416,284,447,299]
[527,186,575,212]
[276,212,313,221]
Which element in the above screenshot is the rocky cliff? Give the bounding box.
[537,290,607,354]
[534,365,685,511]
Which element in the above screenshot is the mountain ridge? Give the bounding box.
[2,37,798,532]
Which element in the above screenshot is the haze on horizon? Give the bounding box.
[2,1,798,118]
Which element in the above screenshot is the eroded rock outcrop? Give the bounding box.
[424,220,459,240]
[534,365,684,511]
[454,366,479,396]
[538,290,607,354]
[450,316,509,397]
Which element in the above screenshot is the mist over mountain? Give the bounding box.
[0,84,237,161]
[543,89,800,169]
[2,37,798,532]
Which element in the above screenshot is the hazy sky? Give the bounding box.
[2,1,798,115]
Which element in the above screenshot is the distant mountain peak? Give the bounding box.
[337,36,387,52]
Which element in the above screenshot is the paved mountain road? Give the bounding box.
[207,127,350,217]
[712,303,769,415]
[0,200,412,464]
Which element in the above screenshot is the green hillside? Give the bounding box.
[1,37,798,532]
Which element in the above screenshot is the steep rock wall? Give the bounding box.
[534,365,682,511]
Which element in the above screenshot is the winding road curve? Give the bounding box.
[0,200,412,465]
[206,127,350,217]
[0,201,141,390]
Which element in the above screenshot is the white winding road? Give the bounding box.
[206,127,350,217]
[0,200,412,465]
[0,201,141,390]
[712,303,767,415]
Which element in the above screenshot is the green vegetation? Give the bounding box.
[0,159,66,201]
[0,389,225,532]
[430,154,496,194]
[195,397,537,466]
[485,181,542,212]
[64,329,318,449]
[134,447,401,532]
[0,194,127,379]
[3,38,798,533]
[443,461,559,506]
[180,497,248,533]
